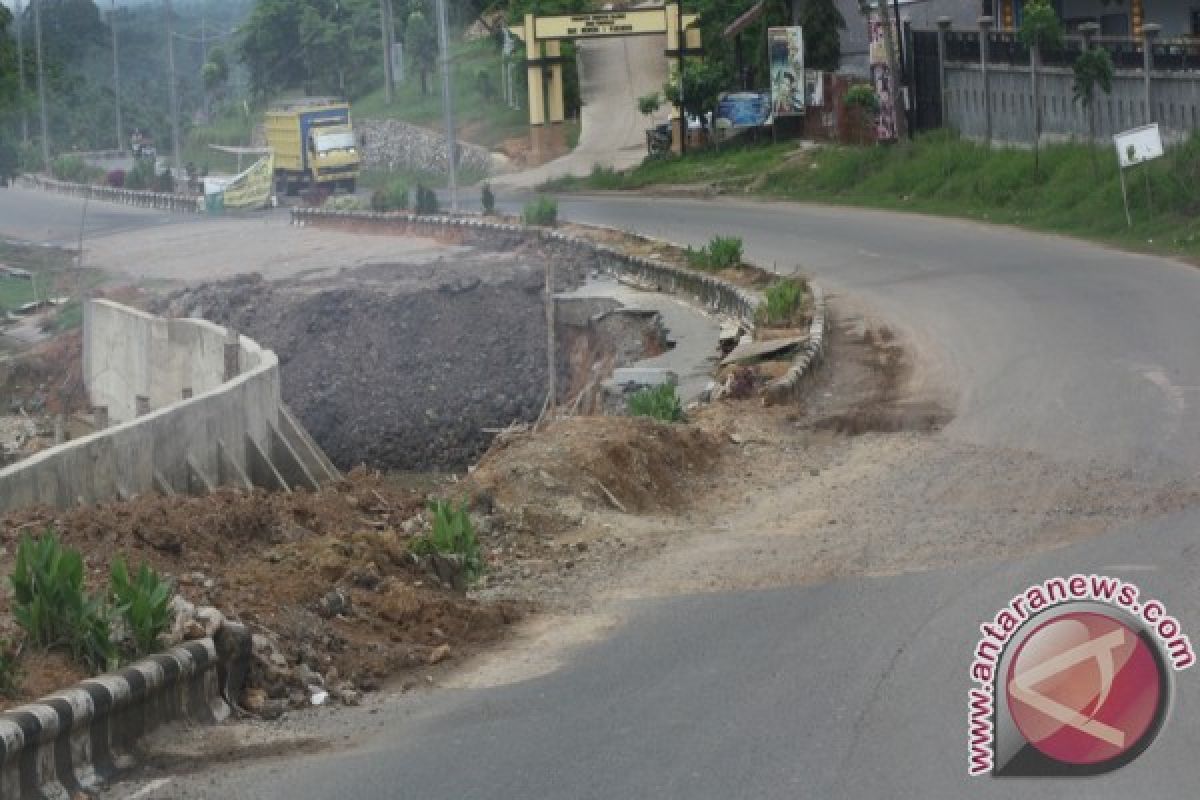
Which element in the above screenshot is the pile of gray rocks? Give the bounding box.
[357,118,491,178]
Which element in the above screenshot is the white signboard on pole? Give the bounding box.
[1114,123,1164,168]
[1113,123,1165,228]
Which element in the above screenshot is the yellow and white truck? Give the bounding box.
[264,99,361,195]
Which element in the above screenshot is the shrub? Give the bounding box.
[686,235,744,271]
[110,558,174,659]
[760,279,806,325]
[845,84,880,116]
[481,183,496,215]
[415,183,440,214]
[370,178,409,211]
[106,169,126,188]
[626,383,685,422]
[11,532,116,673]
[325,194,365,211]
[412,500,484,584]
[0,640,20,697]
[0,136,17,186]
[125,158,157,190]
[522,195,558,226]
[155,165,176,193]
[50,155,103,184]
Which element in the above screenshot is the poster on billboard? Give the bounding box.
[867,12,898,142]
[805,71,824,108]
[716,91,772,130]
[768,27,804,117]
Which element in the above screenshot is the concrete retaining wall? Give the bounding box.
[289,209,763,329]
[17,175,201,214]
[0,300,336,514]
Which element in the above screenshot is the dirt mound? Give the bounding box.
[469,416,725,522]
[0,470,519,710]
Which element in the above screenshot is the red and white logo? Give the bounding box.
[1006,611,1164,769]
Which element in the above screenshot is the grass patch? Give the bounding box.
[759,279,807,326]
[354,38,530,150]
[522,195,558,226]
[0,240,77,315]
[685,235,744,271]
[370,177,410,212]
[626,383,685,422]
[553,130,1200,261]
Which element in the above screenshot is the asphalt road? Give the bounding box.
[0,185,185,246]
[8,188,1200,796]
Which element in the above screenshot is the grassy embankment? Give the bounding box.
[0,240,93,331]
[546,130,1200,261]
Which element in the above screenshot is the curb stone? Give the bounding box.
[0,637,239,799]
[17,175,202,214]
[763,284,827,406]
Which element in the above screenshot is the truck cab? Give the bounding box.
[305,124,360,192]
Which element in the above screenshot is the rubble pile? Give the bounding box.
[358,119,491,178]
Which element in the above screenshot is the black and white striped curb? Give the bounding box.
[0,639,229,799]
[763,283,827,406]
[289,208,764,331]
[17,175,202,214]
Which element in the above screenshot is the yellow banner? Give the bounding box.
[221,154,274,210]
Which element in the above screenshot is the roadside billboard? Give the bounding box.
[768,26,804,116]
[716,91,772,129]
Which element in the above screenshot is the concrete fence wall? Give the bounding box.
[0,300,336,515]
[17,175,201,214]
[945,63,1200,145]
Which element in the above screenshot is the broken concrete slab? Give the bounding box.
[721,335,807,366]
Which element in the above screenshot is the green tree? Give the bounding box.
[1073,46,1114,173]
[798,0,846,72]
[664,60,726,125]
[201,46,230,113]
[1019,0,1063,175]
[406,9,437,96]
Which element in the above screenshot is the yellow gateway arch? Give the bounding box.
[511,5,702,146]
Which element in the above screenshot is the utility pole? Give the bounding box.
[676,0,686,156]
[112,0,123,152]
[435,0,458,211]
[165,0,182,177]
[380,0,394,104]
[33,0,50,171]
[15,1,29,146]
